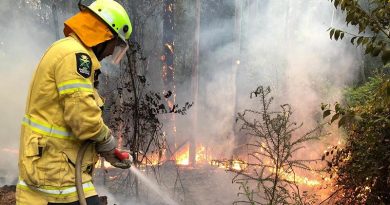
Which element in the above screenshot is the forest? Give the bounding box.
[0,0,389,204]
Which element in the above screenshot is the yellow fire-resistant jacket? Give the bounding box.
[17,34,109,203]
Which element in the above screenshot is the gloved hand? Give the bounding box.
[96,135,132,169]
[100,149,133,169]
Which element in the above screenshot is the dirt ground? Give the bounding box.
[0,165,238,205]
[95,165,240,205]
[0,185,16,205]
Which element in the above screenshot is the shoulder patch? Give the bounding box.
[76,53,92,78]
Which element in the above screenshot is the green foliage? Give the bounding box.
[328,0,390,64]
[322,74,390,204]
[324,2,390,202]
[345,76,383,106]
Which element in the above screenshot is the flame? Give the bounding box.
[164,43,174,54]
[174,143,189,165]
[269,167,321,186]
[171,143,213,166]
[210,158,320,187]
[140,149,167,166]
[195,144,206,162]
[95,145,319,187]
[210,159,248,171]
[231,160,247,171]
[94,138,320,188]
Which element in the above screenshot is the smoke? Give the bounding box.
[0,1,54,184]
[171,0,359,203]
[184,0,360,156]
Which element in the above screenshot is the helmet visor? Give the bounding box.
[111,40,129,65]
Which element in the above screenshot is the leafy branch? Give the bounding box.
[328,0,390,64]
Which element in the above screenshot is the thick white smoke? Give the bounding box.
[0,1,54,185]
[171,1,359,203]
[190,0,359,159]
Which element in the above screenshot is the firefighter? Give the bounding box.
[16,0,132,204]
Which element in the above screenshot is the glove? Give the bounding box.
[100,149,133,169]
[96,135,132,169]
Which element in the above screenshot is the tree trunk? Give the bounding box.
[232,0,242,140]
[189,0,201,167]
[162,0,176,161]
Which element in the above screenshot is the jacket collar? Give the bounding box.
[69,33,101,71]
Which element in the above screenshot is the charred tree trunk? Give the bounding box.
[162,0,176,161]
[162,0,175,106]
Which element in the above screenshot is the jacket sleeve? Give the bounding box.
[55,52,109,141]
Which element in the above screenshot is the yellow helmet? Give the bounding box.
[80,0,132,42]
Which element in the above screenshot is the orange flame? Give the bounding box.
[269,167,321,186]
[142,149,167,165]
[171,143,213,165]
[174,143,189,165]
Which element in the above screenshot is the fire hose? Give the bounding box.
[76,141,130,205]
[75,141,90,205]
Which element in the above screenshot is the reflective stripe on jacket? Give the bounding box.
[22,115,74,140]
[17,180,95,197]
[18,34,109,203]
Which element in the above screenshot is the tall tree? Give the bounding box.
[189,0,201,166]
[162,0,176,161]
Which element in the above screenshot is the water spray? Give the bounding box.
[129,166,179,205]
[76,141,178,205]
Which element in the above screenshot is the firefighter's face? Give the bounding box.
[100,37,118,60]
[94,36,128,64]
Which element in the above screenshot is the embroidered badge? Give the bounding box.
[76,53,92,78]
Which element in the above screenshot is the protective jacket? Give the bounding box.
[17,33,109,204]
